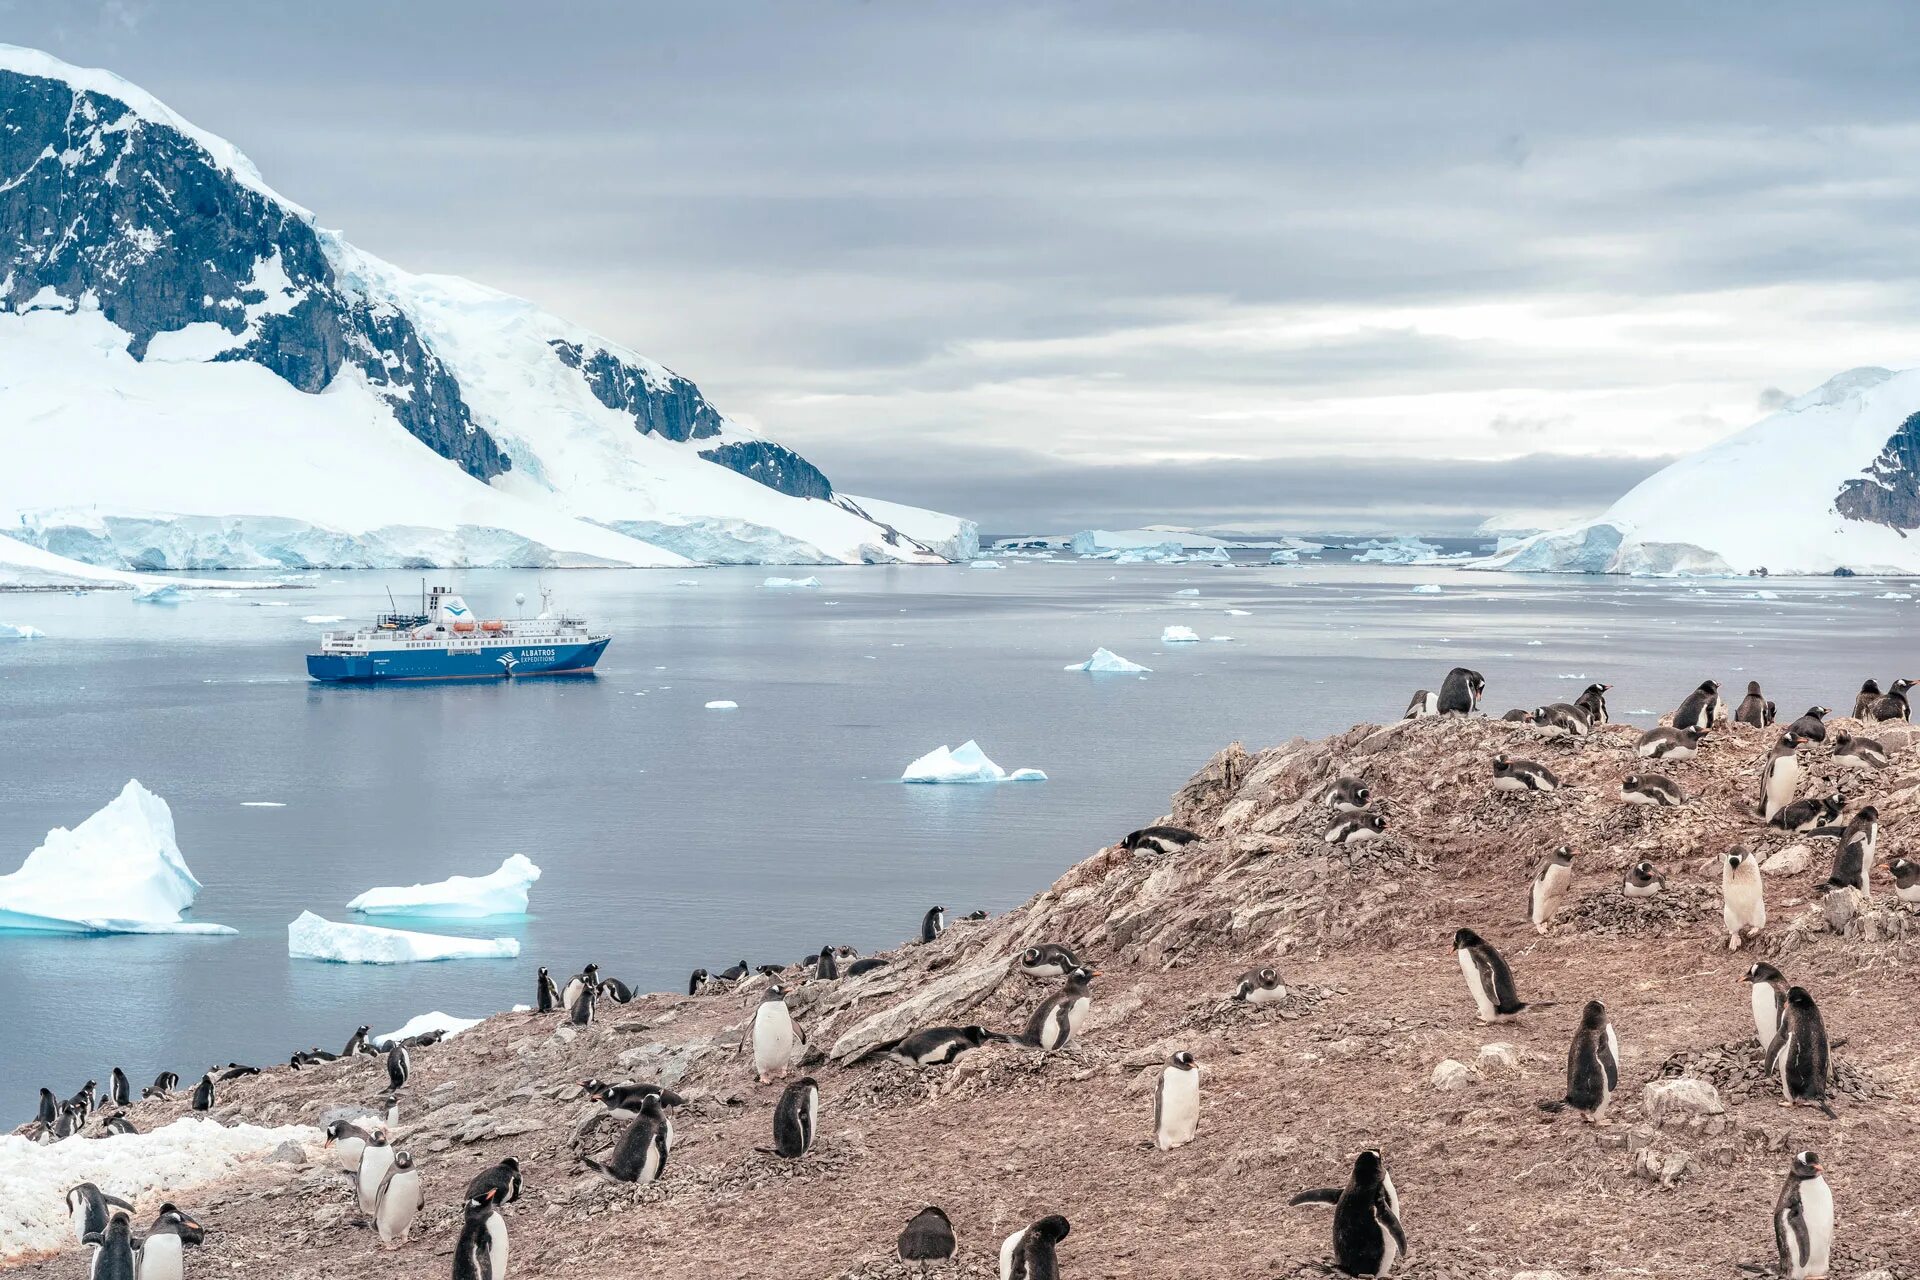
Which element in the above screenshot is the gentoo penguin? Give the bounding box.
[1018,943,1081,979]
[1534,702,1590,736]
[36,1087,55,1126]
[598,977,635,1004]
[1722,848,1767,950]
[81,1211,137,1280]
[964,908,989,920]
[144,1072,178,1099]
[1538,999,1619,1123]
[581,1093,672,1183]
[464,1155,523,1206]
[1888,857,1920,905]
[583,1080,686,1111]
[323,1119,375,1172]
[1673,679,1723,731]
[897,1205,957,1262]
[1325,777,1372,813]
[385,1041,410,1092]
[1438,666,1486,715]
[562,963,600,1013]
[66,1183,134,1244]
[1767,986,1835,1117]
[53,1101,82,1140]
[887,1026,1000,1066]
[1575,681,1612,725]
[1735,681,1774,728]
[751,983,800,1083]
[920,904,947,943]
[768,1077,818,1158]
[1831,729,1889,771]
[70,1080,97,1117]
[848,956,891,977]
[137,1210,192,1280]
[1868,676,1917,721]
[1788,706,1830,743]
[1621,773,1683,807]
[1021,967,1097,1052]
[1770,792,1844,833]
[1153,1051,1200,1150]
[1326,811,1388,845]
[536,966,561,1013]
[373,1150,425,1247]
[1744,962,1789,1052]
[814,944,840,980]
[1853,678,1883,721]
[147,1203,204,1246]
[101,1113,136,1136]
[1122,824,1202,853]
[1529,846,1574,933]
[1773,1150,1834,1280]
[1500,708,1535,723]
[1636,725,1706,760]
[1622,861,1664,897]
[718,959,751,983]
[1403,688,1439,719]
[451,1192,505,1280]
[998,1214,1071,1280]
[356,1128,396,1215]
[569,979,598,1027]
[687,968,711,996]
[216,1062,260,1081]
[1232,966,1288,1004]
[1492,754,1559,793]
[1822,805,1878,898]
[1288,1149,1407,1278]
[1758,731,1804,821]
[189,1073,214,1112]
[1453,927,1528,1022]
[341,1025,372,1058]
[107,1068,129,1108]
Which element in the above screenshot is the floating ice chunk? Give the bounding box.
[1065,647,1152,673]
[1410,584,1443,595]
[288,911,519,963]
[1526,640,1544,646]
[345,854,540,919]
[0,781,233,935]
[1877,591,1912,600]
[705,700,739,709]
[1173,588,1200,597]
[240,801,285,808]
[0,622,44,638]
[675,579,700,586]
[1161,625,1201,643]
[301,615,346,624]
[969,560,1004,570]
[374,1011,484,1047]
[1748,590,1781,600]
[1209,635,1234,642]
[901,740,1045,784]
[131,584,186,604]
[1224,608,1251,616]
[761,576,822,589]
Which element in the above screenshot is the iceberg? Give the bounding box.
[705,700,739,709]
[1225,608,1252,616]
[1349,536,1450,565]
[344,853,540,919]
[1161,626,1201,643]
[1173,588,1200,596]
[0,622,44,638]
[968,559,1004,570]
[761,576,822,589]
[301,614,345,624]
[375,1011,484,1047]
[131,584,186,604]
[1065,647,1152,673]
[901,740,1046,784]
[288,911,519,963]
[0,781,233,935]
[1411,583,1443,594]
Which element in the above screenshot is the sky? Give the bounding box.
[11,1,1920,533]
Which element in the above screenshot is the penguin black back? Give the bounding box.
[536,966,560,1013]
[1013,1214,1071,1280]
[768,1076,818,1158]
[897,1205,956,1261]
[1290,1149,1406,1277]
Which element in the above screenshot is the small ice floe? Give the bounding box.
[675,579,700,586]
[1161,626,1201,643]
[1410,584,1442,595]
[374,1011,484,1047]
[301,615,346,625]
[1225,608,1251,616]
[761,576,822,589]
[0,623,45,639]
[287,912,520,963]
[705,700,739,710]
[1065,647,1151,673]
[1747,590,1781,600]
[1209,635,1235,642]
[131,585,186,605]
[1173,588,1200,596]
[1878,591,1912,600]
[969,560,1004,570]
[240,801,285,808]
[1526,640,1544,646]
[346,854,540,919]
[901,741,1046,784]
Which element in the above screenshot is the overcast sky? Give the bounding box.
[13,1,1920,532]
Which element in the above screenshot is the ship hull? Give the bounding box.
[306,638,609,683]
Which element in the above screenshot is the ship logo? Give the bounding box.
[444,603,468,617]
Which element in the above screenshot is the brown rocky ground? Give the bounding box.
[13,713,1920,1279]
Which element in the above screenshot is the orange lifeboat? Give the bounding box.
[481,620,506,633]
[451,621,477,633]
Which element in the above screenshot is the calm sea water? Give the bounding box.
[1,556,1914,1120]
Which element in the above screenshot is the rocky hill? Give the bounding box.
[10,710,1920,1278]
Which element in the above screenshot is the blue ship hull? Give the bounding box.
[306,638,609,683]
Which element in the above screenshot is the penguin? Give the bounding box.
[1492,754,1559,793]
[1402,689,1439,719]
[847,957,890,977]
[1622,861,1664,897]
[536,966,561,1013]
[385,1040,410,1092]
[1575,681,1612,725]
[963,909,989,921]
[136,1213,190,1280]
[101,1113,136,1136]
[562,963,600,1013]
[1453,927,1528,1022]
[144,1072,178,1099]
[1326,811,1388,845]
[1437,666,1485,715]
[67,1183,135,1244]
[323,1119,375,1171]
[897,1205,957,1262]
[1852,678,1883,721]
[1529,846,1574,933]
[1122,825,1202,853]
[1868,676,1917,721]
[751,983,800,1084]
[189,1073,214,1113]
[1769,792,1844,833]
[1674,679,1723,731]
[583,1080,686,1111]
[1534,702,1590,736]
[569,978,598,1027]
[1788,706,1830,743]
[1018,944,1081,979]
[1500,708,1535,723]
[814,944,841,980]
[718,960,750,983]
[1153,1051,1200,1150]
[1325,777,1372,813]
[999,1214,1071,1280]
[1887,856,1920,905]
[886,1026,1001,1066]
[107,1068,129,1109]
[464,1155,523,1206]
[1820,804,1878,898]
[373,1150,425,1247]
[1830,729,1888,771]
[147,1203,204,1246]
[1722,848,1767,950]
[1621,773,1683,807]
[1232,966,1288,1004]
[1767,986,1835,1117]
[216,1062,260,1081]
[1744,962,1789,1053]
[1538,999,1619,1123]
[341,1025,372,1057]
[1636,726,1706,760]
[1288,1149,1407,1278]
[1757,730,1804,821]
[70,1080,97,1117]
[597,977,635,1004]
[53,1101,83,1140]
[36,1086,55,1126]
[1021,967,1096,1051]
[767,1076,818,1158]
[1773,1150,1834,1280]
[687,968,710,996]
[1735,680,1774,728]
[581,1092,672,1183]
[451,1193,505,1280]
[81,1211,137,1280]
[356,1128,396,1215]
[920,904,947,942]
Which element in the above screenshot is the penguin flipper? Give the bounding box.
[104,1194,135,1211]
[1287,1188,1341,1206]
[1377,1199,1409,1254]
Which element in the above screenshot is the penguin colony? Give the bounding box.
[19,666,1920,1277]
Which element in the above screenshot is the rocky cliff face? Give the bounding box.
[1834,409,1920,530]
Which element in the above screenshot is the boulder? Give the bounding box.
[828,960,1009,1062]
[1431,1059,1474,1091]
[1761,844,1811,875]
[1641,1077,1724,1122]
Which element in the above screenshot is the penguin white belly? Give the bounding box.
[1723,876,1765,946]
[1155,1068,1199,1150]
[485,1212,510,1280]
[375,1169,422,1244]
[1763,760,1800,818]
[1493,776,1528,792]
[805,1089,818,1147]
[1532,866,1567,927]
[137,1235,184,1280]
[333,1136,365,1171]
[1623,880,1658,898]
[562,977,585,1009]
[1456,949,1495,1020]
[357,1146,395,1214]
[1800,1177,1833,1276]
[1064,993,1091,1039]
[752,1006,796,1081]
[639,1138,664,1184]
[1246,983,1286,1005]
[998,1229,1025,1280]
[1750,987,1777,1047]
[1372,1219,1400,1277]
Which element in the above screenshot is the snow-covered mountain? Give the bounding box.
[0,46,975,569]
[1486,367,1920,576]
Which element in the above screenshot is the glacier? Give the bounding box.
[344,853,540,919]
[0,781,233,935]
[1065,647,1152,673]
[901,741,1047,784]
[287,911,519,964]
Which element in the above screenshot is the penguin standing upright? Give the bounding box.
[1153,1051,1200,1150]
[136,1210,191,1280]
[1773,1150,1834,1280]
[999,1215,1071,1280]
[1538,1000,1619,1123]
[66,1184,134,1244]
[373,1150,425,1247]
[107,1068,129,1108]
[563,964,600,1013]
[1744,962,1789,1053]
[1822,805,1878,899]
[536,966,561,1013]
[581,1093,672,1183]
[1021,967,1096,1052]
[323,1120,374,1172]
[1869,677,1917,721]
[1853,679,1883,720]
[768,1077,818,1158]
[1575,681,1611,725]
[385,1040,410,1091]
[357,1129,396,1215]
[920,905,947,943]
[1758,731,1804,821]
[897,1206,957,1262]
[341,1025,372,1057]
[687,968,711,996]
[1288,1149,1407,1278]
[1788,707,1831,743]
[569,979,598,1028]
[451,1192,505,1280]
[1673,679,1723,731]
[1767,986,1834,1117]
[81,1212,137,1280]
[1453,928,1528,1022]
[1721,849,1767,950]
[1528,846,1574,933]
[189,1073,214,1113]
[1437,666,1485,715]
[35,1087,55,1126]
[751,984,799,1084]
[814,944,840,980]
[1735,681,1775,728]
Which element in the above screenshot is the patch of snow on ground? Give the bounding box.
[1065,648,1151,673]
[374,1011,484,1047]
[344,854,540,919]
[1161,625,1201,643]
[287,911,520,963]
[901,741,1046,784]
